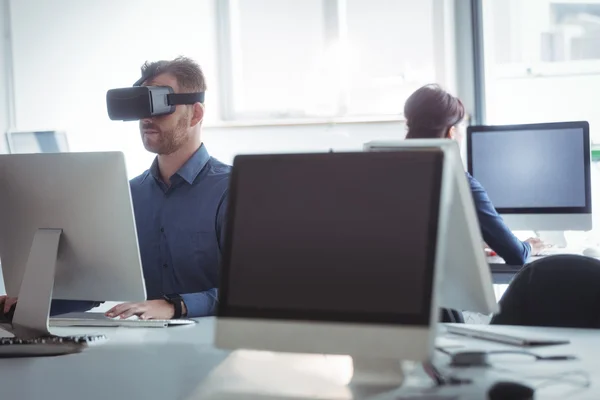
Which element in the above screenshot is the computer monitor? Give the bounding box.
[467,121,592,231]
[364,139,498,315]
[0,152,145,338]
[6,130,69,154]
[216,147,496,389]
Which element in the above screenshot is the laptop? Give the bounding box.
[49,312,196,328]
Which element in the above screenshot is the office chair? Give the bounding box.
[491,255,600,328]
[440,308,464,323]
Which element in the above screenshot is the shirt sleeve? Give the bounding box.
[181,289,219,318]
[467,173,531,265]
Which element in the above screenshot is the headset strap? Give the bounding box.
[167,92,205,105]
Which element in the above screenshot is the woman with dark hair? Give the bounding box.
[404,84,544,265]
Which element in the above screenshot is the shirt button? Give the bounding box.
[160,227,164,233]
[163,263,168,269]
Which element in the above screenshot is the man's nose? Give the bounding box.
[141,117,153,125]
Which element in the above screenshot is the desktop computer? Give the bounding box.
[467,121,592,233]
[0,152,146,339]
[364,139,498,314]
[215,145,496,391]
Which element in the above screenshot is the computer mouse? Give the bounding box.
[583,247,600,258]
[488,381,534,400]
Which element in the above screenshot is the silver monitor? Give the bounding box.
[364,139,498,315]
[0,152,145,337]
[467,121,592,231]
[216,147,493,391]
[6,130,69,154]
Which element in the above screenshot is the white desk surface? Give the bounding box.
[0,319,598,400]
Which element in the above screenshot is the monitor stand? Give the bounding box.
[3,228,106,356]
[11,228,62,338]
[348,357,405,396]
[535,231,568,248]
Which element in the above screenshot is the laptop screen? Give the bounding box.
[219,150,444,326]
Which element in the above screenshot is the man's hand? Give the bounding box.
[0,295,17,313]
[105,299,177,320]
[525,237,546,256]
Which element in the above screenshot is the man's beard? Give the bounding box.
[141,112,190,155]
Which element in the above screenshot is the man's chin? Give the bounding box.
[142,140,162,154]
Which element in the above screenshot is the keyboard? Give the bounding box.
[50,312,196,328]
[445,324,569,347]
[0,334,107,357]
[488,247,584,265]
[536,246,582,257]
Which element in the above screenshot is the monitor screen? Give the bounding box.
[220,151,444,326]
[6,131,69,154]
[468,122,591,213]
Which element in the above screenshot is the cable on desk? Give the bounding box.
[533,370,591,393]
[491,366,591,396]
[422,361,472,386]
[435,346,452,356]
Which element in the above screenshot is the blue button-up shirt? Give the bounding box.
[50,144,231,317]
[467,172,531,265]
[129,144,231,317]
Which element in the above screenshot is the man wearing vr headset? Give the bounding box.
[103,56,230,320]
[0,57,229,320]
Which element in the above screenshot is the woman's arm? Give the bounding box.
[466,174,531,265]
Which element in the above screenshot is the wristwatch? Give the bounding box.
[163,294,185,319]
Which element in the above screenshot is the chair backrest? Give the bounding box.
[491,255,600,328]
[439,308,465,323]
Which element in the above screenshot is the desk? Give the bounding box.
[0,319,597,399]
[490,263,522,284]
[0,319,229,400]
[489,250,587,284]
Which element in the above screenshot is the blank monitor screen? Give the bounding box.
[220,151,444,326]
[6,131,69,154]
[468,121,591,212]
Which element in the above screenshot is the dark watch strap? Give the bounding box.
[163,294,183,319]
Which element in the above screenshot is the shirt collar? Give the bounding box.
[145,144,211,185]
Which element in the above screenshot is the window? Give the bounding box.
[344,0,437,116]
[482,0,600,143]
[10,0,218,177]
[219,0,439,121]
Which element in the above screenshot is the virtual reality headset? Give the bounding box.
[106,76,205,121]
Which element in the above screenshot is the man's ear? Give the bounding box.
[447,126,456,139]
[190,102,205,127]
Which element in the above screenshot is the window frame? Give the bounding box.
[475,0,600,144]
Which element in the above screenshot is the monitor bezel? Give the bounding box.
[218,151,444,327]
[467,121,591,215]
